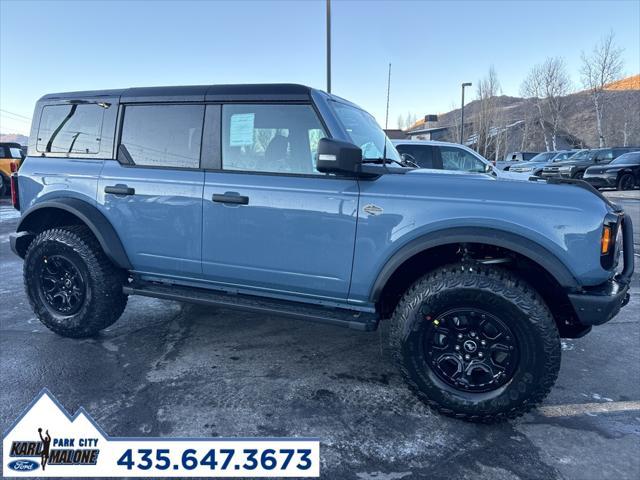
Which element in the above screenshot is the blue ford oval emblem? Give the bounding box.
[8,459,39,471]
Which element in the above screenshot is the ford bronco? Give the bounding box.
[10,84,634,422]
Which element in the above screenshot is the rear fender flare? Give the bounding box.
[16,198,132,269]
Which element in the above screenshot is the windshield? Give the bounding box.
[565,150,592,161]
[331,101,401,162]
[611,152,640,165]
[529,151,556,163]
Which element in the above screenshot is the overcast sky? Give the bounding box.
[1,0,639,135]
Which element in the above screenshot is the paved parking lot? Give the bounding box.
[1,195,639,480]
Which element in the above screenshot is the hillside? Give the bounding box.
[604,74,640,91]
[0,133,28,145]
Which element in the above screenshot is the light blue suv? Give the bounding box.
[10,84,634,422]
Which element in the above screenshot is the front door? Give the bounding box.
[98,104,205,278]
[201,103,359,301]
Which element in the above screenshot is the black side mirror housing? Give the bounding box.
[316,138,362,175]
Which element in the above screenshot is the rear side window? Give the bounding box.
[120,105,203,168]
[37,104,106,154]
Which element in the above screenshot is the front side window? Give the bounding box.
[395,144,435,168]
[37,104,106,154]
[222,104,326,175]
[596,149,614,162]
[120,104,203,168]
[331,101,400,162]
[440,146,486,173]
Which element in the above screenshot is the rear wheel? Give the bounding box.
[388,264,561,423]
[24,226,128,337]
[617,173,635,191]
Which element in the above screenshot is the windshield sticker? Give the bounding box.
[229,113,255,147]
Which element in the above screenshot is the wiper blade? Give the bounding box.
[362,157,414,168]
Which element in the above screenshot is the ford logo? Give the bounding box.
[8,459,39,471]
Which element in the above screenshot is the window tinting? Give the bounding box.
[120,105,203,168]
[395,144,435,168]
[37,104,106,154]
[222,104,326,175]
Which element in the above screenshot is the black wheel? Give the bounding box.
[617,173,635,191]
[388,264,560,423]
[572,170,584,180]
[24,226,128,337]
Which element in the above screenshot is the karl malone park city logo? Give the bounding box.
[3,389,103,475]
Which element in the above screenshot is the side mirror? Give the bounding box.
[316,138,362,175]
[484,162,493,173]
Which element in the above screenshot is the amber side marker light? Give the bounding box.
[601,225,612,254]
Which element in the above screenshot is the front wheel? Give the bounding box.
[24,226,128,337]
[388,264,560,423]
[572,170,584,180]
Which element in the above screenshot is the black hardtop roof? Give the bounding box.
[39,83,316,103]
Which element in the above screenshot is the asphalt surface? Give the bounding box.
[1,193,639,480]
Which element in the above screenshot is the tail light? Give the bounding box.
[10,172,19,210]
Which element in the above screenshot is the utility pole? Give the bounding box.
[460,82,472,144]
[385,63,391,129]
[326,0,331,93]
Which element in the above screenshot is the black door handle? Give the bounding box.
[105,185,135,196]
[212,193,249,205]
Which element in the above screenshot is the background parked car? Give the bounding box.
[0,142,24,196]
[543,147,640,179]
[510,149,580,176]
[583,151,640,190]
[393,140,497,175]
[495,151,539,170]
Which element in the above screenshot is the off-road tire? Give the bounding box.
[388,263,561,423]
[24,225,128,337]
[617,173,635,191]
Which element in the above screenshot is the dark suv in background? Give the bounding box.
[542,147,640,179]
[584,151,640,190]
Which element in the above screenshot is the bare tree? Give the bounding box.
[580,31,624,147]
[474,66,501,158]
[521,57,572,151]
[397,114,406,130]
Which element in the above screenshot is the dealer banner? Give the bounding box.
[2,389,320,477]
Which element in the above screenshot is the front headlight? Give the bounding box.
[560,165,574,172]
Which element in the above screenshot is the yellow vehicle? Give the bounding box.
[0,142,24,196]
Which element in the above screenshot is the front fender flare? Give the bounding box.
[369,227,579,303]
[16,198,132,270]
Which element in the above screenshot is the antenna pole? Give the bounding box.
[326,0,331,93]
[385,63,391,129]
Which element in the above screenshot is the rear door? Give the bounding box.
[97,104,205,278]
[201,103,359,301]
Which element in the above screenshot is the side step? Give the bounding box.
[123,283,379,331]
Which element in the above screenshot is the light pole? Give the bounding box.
[326,0,331,93]
[460,82,472,145]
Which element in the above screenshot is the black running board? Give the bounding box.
[123,283,378,331]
